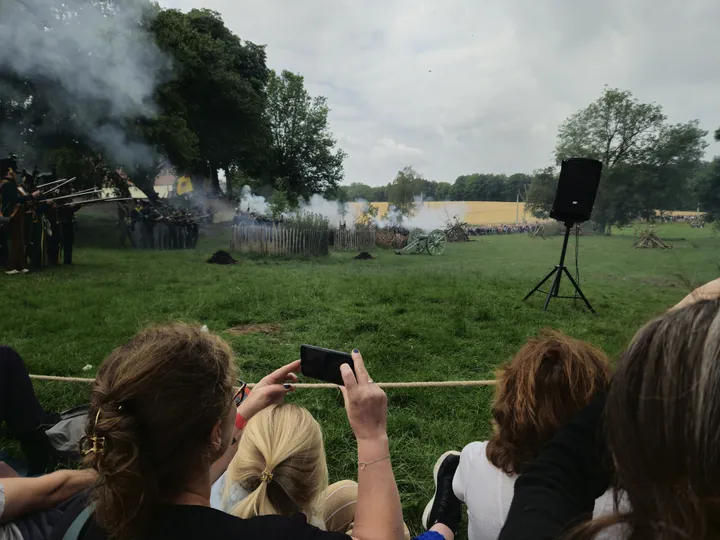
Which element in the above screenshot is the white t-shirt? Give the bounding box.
[0,482,24,540]
[452,441,618,540]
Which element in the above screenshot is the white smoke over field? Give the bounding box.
[237,187,464,230]
[380,200,468,230]
[0,0,168,166]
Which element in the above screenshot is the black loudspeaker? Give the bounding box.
[549,158,603,223]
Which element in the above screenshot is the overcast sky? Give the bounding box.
[161,0,720,186]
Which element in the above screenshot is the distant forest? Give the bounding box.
[344,172,534,204]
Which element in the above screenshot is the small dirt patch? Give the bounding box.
[227,323,281,336]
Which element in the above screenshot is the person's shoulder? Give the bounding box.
[460,440,489,464]
[155,506,347,540]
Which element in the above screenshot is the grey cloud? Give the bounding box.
[161,0,720,186]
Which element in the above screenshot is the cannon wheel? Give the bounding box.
[408,228,423,245]
[426,229,447,255]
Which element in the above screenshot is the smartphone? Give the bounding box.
[300,345,355,386]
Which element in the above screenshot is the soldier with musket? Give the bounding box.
[0,156,41,274]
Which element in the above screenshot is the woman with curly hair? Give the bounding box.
[421,330,614,540]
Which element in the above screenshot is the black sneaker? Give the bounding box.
[422,451,462,533]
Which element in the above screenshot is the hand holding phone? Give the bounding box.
[301,345,355,385]
[338,350,388,442]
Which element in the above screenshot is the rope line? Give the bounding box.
[29,374,497,388]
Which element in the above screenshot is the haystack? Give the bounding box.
[633,228,672,249]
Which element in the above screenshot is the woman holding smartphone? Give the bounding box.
[51,324,405,540]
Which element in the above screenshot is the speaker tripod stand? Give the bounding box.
[523,222,595,313]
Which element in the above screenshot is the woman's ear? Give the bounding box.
[210,419,224,454]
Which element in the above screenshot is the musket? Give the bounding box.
[40,187,96,201]
[36,177,68,189]
[59,197,133,207]
[57,187,97,198]
[43,177,76,194]
[44,189,102,202]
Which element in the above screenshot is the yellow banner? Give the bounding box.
[176,175,193,195]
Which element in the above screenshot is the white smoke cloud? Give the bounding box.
[238,185,270,215]
[299,194,354,227]
[0,0,168,167]
[380,200,468,231]
[235,187,466,230]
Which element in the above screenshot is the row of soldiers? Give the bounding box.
[117,200,205,250]
[0,159,78,275]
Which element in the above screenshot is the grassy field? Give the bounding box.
[2,212,719,535]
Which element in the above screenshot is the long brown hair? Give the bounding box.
[83,323,236,540]
[573,298,720,540]
[486,329,611,474]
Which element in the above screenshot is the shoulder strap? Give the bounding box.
[63,503,96,540]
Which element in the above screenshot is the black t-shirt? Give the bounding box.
[51,493,350,540]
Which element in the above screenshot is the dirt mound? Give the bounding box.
[227,324,281,336]
[207,250,238,264]
[354,251,375,260]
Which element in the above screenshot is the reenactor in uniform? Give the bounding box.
[131,201,145,248]
[56,187,80,265]
[152,207,169,250]
[58,203,79,265]
[117,202,134,247]
[141,202,154,249]
[27,199,54,270]
[0,156,40,274]
[46,200,60,265]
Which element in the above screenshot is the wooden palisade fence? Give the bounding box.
[331,229,376,251]
[232,225,329,256]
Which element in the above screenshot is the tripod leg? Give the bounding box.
[562,267,595,313]
[543,268,563,311]
[523,267,558,301]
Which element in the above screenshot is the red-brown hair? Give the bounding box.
[486,329,611,475]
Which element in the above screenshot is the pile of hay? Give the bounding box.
[633,228,672,249]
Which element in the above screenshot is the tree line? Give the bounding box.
[0,1,345,199]
[344,170,533,204]
[350,87,716,234]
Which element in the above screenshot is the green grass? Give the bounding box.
[2,211,719,535]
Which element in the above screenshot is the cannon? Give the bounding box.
[394,228,447,256]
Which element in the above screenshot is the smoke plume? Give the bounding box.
[237,187,467,230]
[0,0,168,167]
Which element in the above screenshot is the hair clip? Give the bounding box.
[260,470,274,483]
[79,409,106,456]
[80,434,106,456]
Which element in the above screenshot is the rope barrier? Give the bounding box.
[29,373,498,388]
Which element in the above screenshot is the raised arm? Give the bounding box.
[341,351,404,540]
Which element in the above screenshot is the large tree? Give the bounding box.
[530,87,708,232]
[151,9,271,193]
[266,70,346,200]
[695,130,720,220]
[0,0,200,195]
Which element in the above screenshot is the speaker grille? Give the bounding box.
[549,158,602,223]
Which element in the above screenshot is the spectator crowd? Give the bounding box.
[465,224,540,236]
[2,277,720,540]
